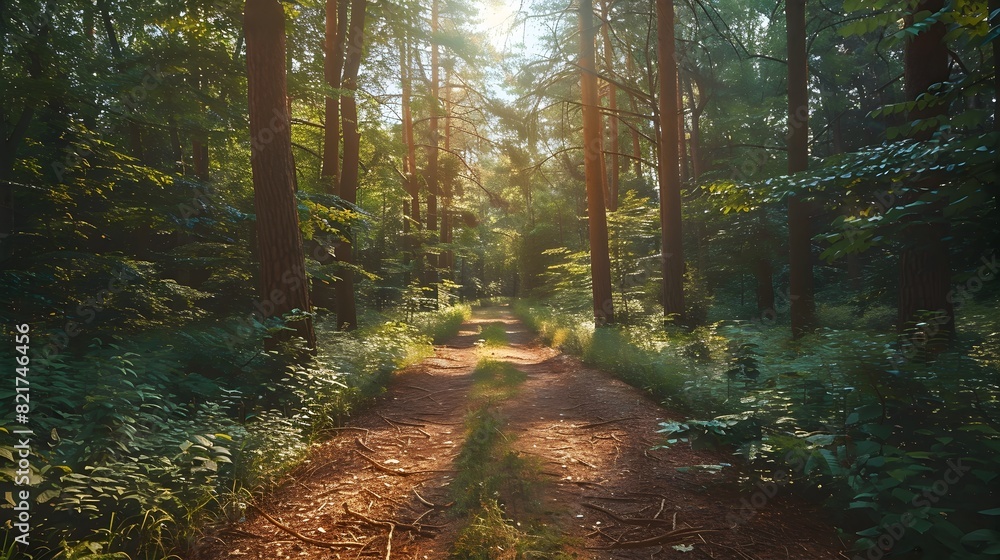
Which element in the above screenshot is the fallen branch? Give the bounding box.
[413,489,453,509]
[575,417,639,429]
[378,414,426,427]
[354,451,454,477]
[582,503,671,527]
[384,522,394,560]
[355,451,414,476]
[342,503,439,537]
[355,437,377,454]
[247,503,366,549]
[591,527,713,549]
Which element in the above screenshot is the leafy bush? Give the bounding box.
[409,303,473,343]
[0,304,456,559]
[516,300,1000,559]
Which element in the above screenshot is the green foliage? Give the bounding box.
[518,301,1000,557]
[408,303,473,344]
[478,323,509,347]
[0,306,451,559]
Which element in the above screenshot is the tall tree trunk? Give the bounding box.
[786,0,815,338]
[424,0,440,297]
[625,54,643,177]
[898,0,953,343]
[687,78,704,181]
[600,0,620,211]
[441,65,453,278]
[169,116,184,173]
[322,0,347,194]
[991,0,1000,215]
[334,0,367,331]
[755,258,775,315]
[193,135,210,180]
[656,0,685,321]
[993,0,1000,132]
[244,0,316,348]
[677,72,689,184]
[580,0,615,326]
[400,37,422,284]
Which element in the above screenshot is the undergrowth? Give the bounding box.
[449,358,568,559]
[478,322,509,347]
[515,300,1000,559]
[0,304,467,560]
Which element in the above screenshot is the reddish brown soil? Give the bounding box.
[190,307,849,559]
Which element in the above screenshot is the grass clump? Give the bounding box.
[410,303,473,343]
[470,359,527,401]
[479,322,509,347]
[451,499,570,560]
[449,410,568,559]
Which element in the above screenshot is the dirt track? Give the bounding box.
[191,306,847,559]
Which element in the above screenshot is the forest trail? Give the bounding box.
[192,306,848,559]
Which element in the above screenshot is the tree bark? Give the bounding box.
[425,0,440,291]
[656,0,685,321]
[244,0,316,348]
[626,53,643,177]
[400,37,422,284]
[677,71,688,184]
[322,0,347,194]
[193,135,210,180]
[686,77,704,181]
[600,0,620,211]
[580,0,615,326]
[786,0,815,338]
[755,259,775,315]
[898,0,953,342]
[441,65,453,278]
[334,0,367,331]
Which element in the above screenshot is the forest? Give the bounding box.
[0,0,998,558]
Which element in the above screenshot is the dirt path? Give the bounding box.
[191,307,848,559]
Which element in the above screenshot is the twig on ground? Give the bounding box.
[247,503,365,549]
[355,451,414,476]
[654,499,666,520]
[384,523,394,560]
[413,489,453,509]
[582,503,672,527]
[575,417,638,429]
[342,504,439,537]
[355,437,377,454]
[591,527,713,549]
[378,414,426,427]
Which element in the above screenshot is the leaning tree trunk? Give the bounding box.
[244,0,316,348]
[786,0,816,339]
[656,0,685,321]
[334,0,367,331]
[898,0,953,347]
